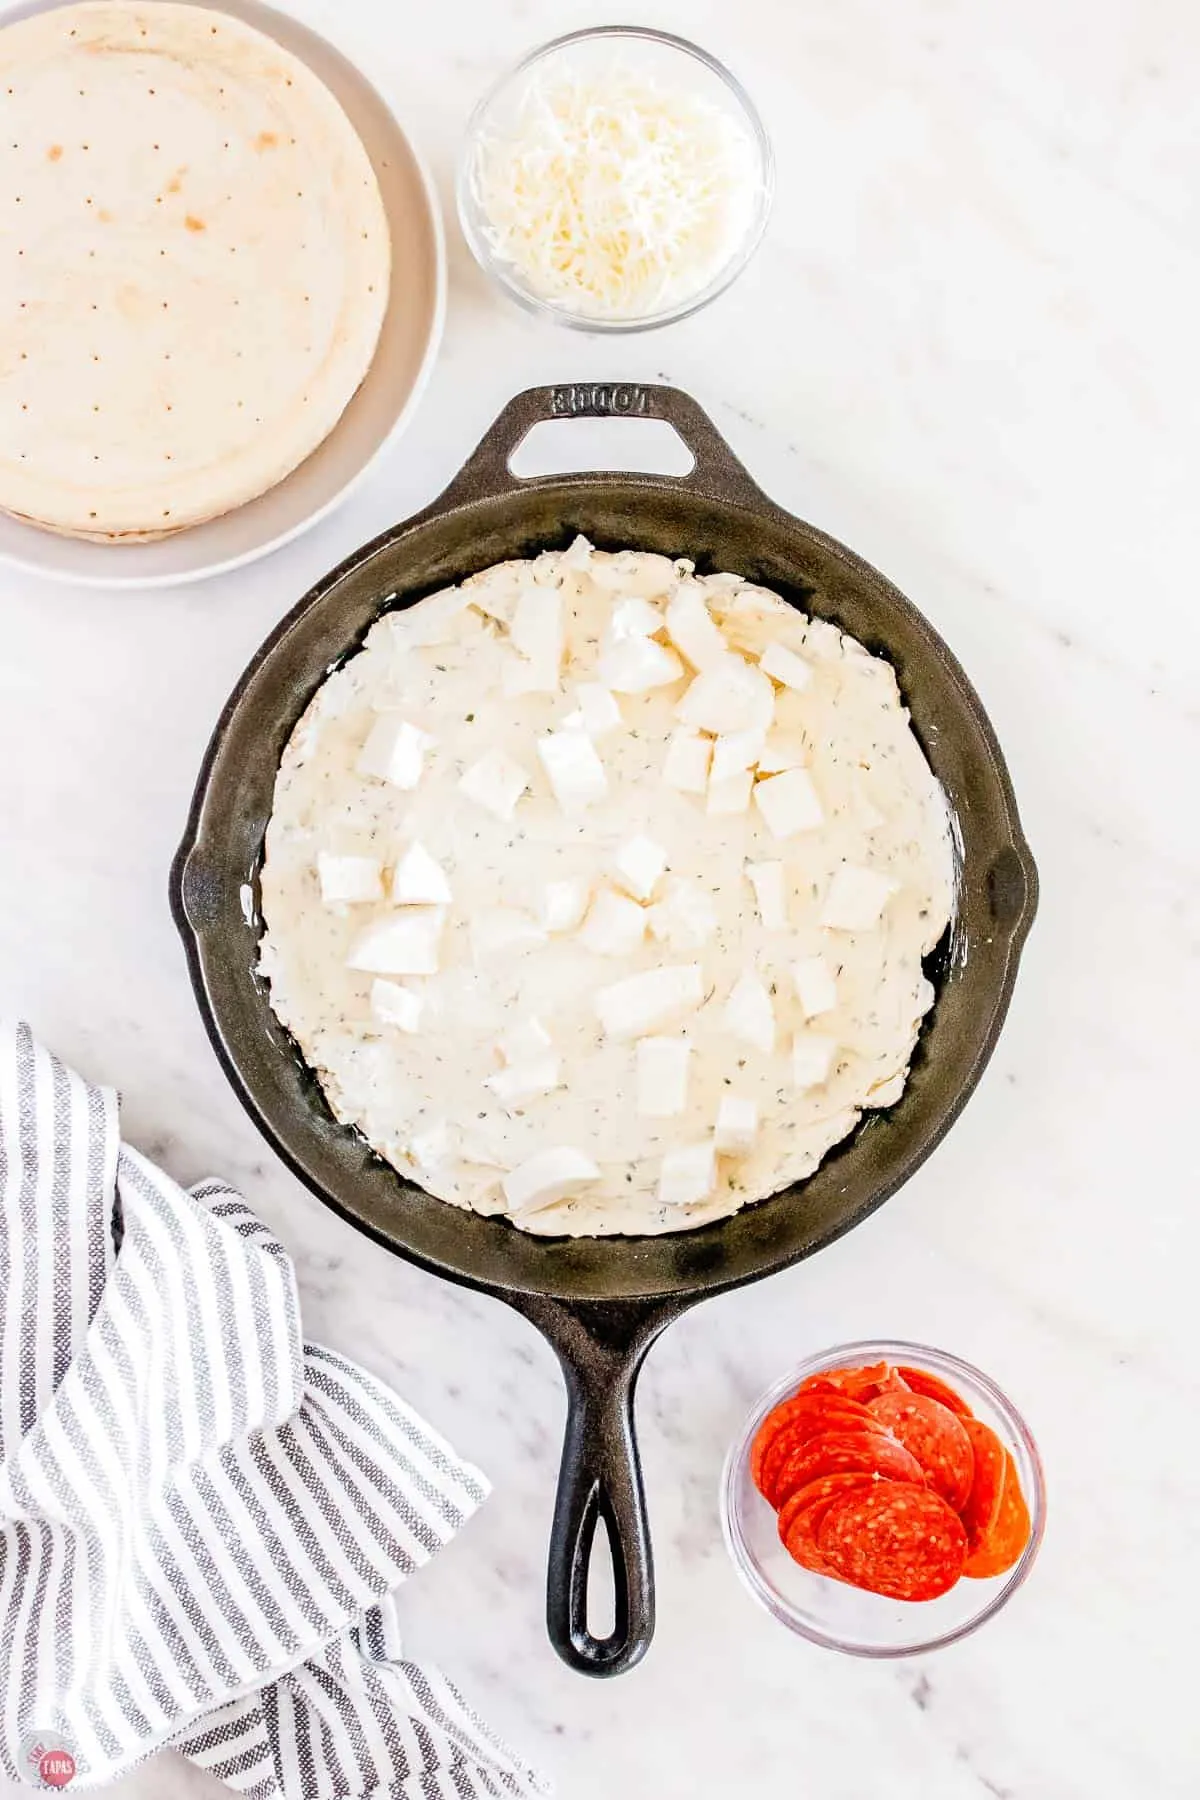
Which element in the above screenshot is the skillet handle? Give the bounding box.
[508,1294,684,1677]
[434,383,770,512]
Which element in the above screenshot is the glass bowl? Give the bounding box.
[456,26,774,333]
[720,1339,1046,1656]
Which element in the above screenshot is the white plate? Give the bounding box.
[0,0,445,588]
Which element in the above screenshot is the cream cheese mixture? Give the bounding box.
[259,540,956,1236]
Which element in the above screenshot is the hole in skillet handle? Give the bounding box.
[511,414,696,480]
[585,1505,619,1640]
[567,1484,627,1667]
[435,381,773,512]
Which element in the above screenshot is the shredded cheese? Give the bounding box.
[470,66,762,320]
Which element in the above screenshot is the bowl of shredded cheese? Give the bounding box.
[457,26,773,331]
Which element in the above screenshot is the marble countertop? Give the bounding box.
[2,0,1196,1794]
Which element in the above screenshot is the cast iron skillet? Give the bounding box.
[171,382,1037,1678]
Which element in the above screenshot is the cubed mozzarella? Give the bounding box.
[459,1166,508,1215]
[610,595,664,639]
[540,878,590,934]
[714,1095,758,1155]
[391,842,452,906]
[398,589,469,647]
[793,1033,837,1091]
[594,964,705,1040]
[369,979,423,1033]
[498,1017,553,1065]
[510,584,561,658]
[465,573,515,623]
[509,586,563,690]
[470,908,547,962]
[409,1120,451,1171]
[645,876,718,951]
[759,642,814,691]
[664,583,729,670]
[348,909,444,975]
[484,1058,560,1107]
[458,750,529,821]
[598,634,683,694]
[677,657,775,734]
[356,716,431,789]
[612,834,667,902]
[580,889,647,957]
[723,970,775,1054]
[658,1141,717,1207]
[820,865,898,931]
[792,955,838,1018]
[317,853,384,905]
[501,646,557,698]
[590,550,676,596]
[573,683,622,738]
[754,767,824,838]
[710,726,766,783]
[745,860,788,930]
[502,1146,601,1216]
[536,729,609,815]
[636,1037,692,1117]
[706,770,753,816]
[662,727,712,794]
[559,535,594,572]
[756,733,807,773]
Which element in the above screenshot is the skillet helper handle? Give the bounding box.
[435,382,769,511]
[513,1295,680,1677]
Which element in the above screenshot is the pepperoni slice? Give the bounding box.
[959,1418,1006,1547]
[756,1400,879,1503]
[867,1390,975,1511]
[751,1393,877,1496]
[777,1471,879,1543]
[778,1473,876,1573]
[962,1451,1032,1578]
[760,1410,882,1506]
[896,1365,974,1419]
[798,1360,906,1404]
[774,1428,924,1507]
[817,1481,968,1600]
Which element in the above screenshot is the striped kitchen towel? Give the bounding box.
[0,1023,546,1796]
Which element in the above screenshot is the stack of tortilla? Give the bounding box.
[0,1,390,541]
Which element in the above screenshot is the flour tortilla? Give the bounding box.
[0,1,390,538]
[2,504,178,543]
[258,545,958,1238]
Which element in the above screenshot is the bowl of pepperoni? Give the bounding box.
[720,1340,1045,1655]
